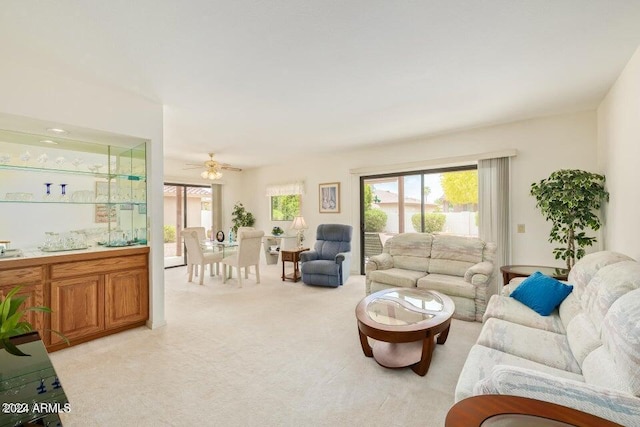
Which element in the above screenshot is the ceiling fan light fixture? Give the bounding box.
[201,169,222,180]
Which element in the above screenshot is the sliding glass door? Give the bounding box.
[164,184,213,268]
[360,166,478,273]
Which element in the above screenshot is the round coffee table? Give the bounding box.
[355,288,455,376]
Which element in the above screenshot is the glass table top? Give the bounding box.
[366,289,445,326]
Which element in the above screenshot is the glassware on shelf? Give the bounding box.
[19,150,31,165]
[37,153,49,166]
[59,184,68,201]
[0,153,10,164]
[55,156,66,167]
[71,157,84,169]
[43,183,53,201]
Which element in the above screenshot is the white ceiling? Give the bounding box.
[2,1,640,172]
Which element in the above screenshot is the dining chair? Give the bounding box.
[222,229,265,287]
[181,230,223,285]
[183,226,207,276]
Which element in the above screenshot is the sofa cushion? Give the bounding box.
[581,261,640,335]
[417,273,476,299]
[582,346,634,395]
[566,313,601,367]
[601,288,640,396]
[428,235,484,276]
[455,344,585,402]
[559,292,582,329]
[477,318,581,373]
[386,233,432,272]
[368,268,426,288]
[510,271,573,316]
[483,295,566,334]
[567,251,633,300]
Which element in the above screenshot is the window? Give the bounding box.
[271,195,300,221]
[361,166,478,272]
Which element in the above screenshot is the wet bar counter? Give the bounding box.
[0,246,149,351]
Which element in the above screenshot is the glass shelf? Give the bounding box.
[0,163,145,180]
[0,200,146,205]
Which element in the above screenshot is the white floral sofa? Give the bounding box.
[365,233,496,321]
[455,251,640,426]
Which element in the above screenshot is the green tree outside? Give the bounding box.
[363,183,387,232]
[164,225,176,243]
[271,195,300,221]
[440,171,478,206]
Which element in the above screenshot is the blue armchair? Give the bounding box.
[299,224,353,287]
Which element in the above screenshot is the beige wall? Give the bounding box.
[0,64,166,328]
[597,46,640,260]
[240,111,598,271]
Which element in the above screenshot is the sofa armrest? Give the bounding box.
[464,261,494,285]
[299,251,319,263]
[474,365,640,427]
[365,252,393,274]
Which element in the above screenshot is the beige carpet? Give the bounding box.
[52,264,482,426]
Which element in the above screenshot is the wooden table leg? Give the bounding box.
[437,322,451,345]
[358,326,373,357]
[281,258,285,281]
[411,334,435,376]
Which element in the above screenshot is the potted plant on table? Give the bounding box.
[530,169,609,270]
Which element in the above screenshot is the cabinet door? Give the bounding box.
[105,269,148,330]
[50,276,104,344]
[0,266,46,337]
[0,282,45,334]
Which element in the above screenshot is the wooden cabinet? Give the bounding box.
[0,247,149,351]
[0,266,45,334]
[105,269,148,329]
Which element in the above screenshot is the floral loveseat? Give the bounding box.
[455,251,640,426]
[365,233,496,321]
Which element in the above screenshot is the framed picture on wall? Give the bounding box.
[319,182,340,213]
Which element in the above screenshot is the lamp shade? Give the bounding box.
[290,215,308,231]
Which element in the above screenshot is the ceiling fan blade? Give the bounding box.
[185,162,204,167]
[221,165,242,172]
[182,166,202,170]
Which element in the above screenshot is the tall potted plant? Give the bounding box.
[530,169,609,270]
[231,202,255,238]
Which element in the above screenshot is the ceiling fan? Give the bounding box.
[184,152,242,180]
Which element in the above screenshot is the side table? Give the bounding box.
[281,247,309,282]
[500,265,570,286]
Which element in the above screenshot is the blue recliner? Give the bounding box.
[299,224,353,287]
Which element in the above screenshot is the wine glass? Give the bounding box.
[72,158,84,169]
[19,150,31,165]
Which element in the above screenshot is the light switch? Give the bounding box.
[517,224,526,233]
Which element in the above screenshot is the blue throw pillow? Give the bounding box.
[510,271,573,316]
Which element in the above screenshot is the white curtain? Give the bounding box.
[265,181,305,197]
[478,157,510,297]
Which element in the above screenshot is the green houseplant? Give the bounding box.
[530,169,609,270]
[0,286,56,356]
[231,202,256,237]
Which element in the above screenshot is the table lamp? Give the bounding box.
[290,215,308,248]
